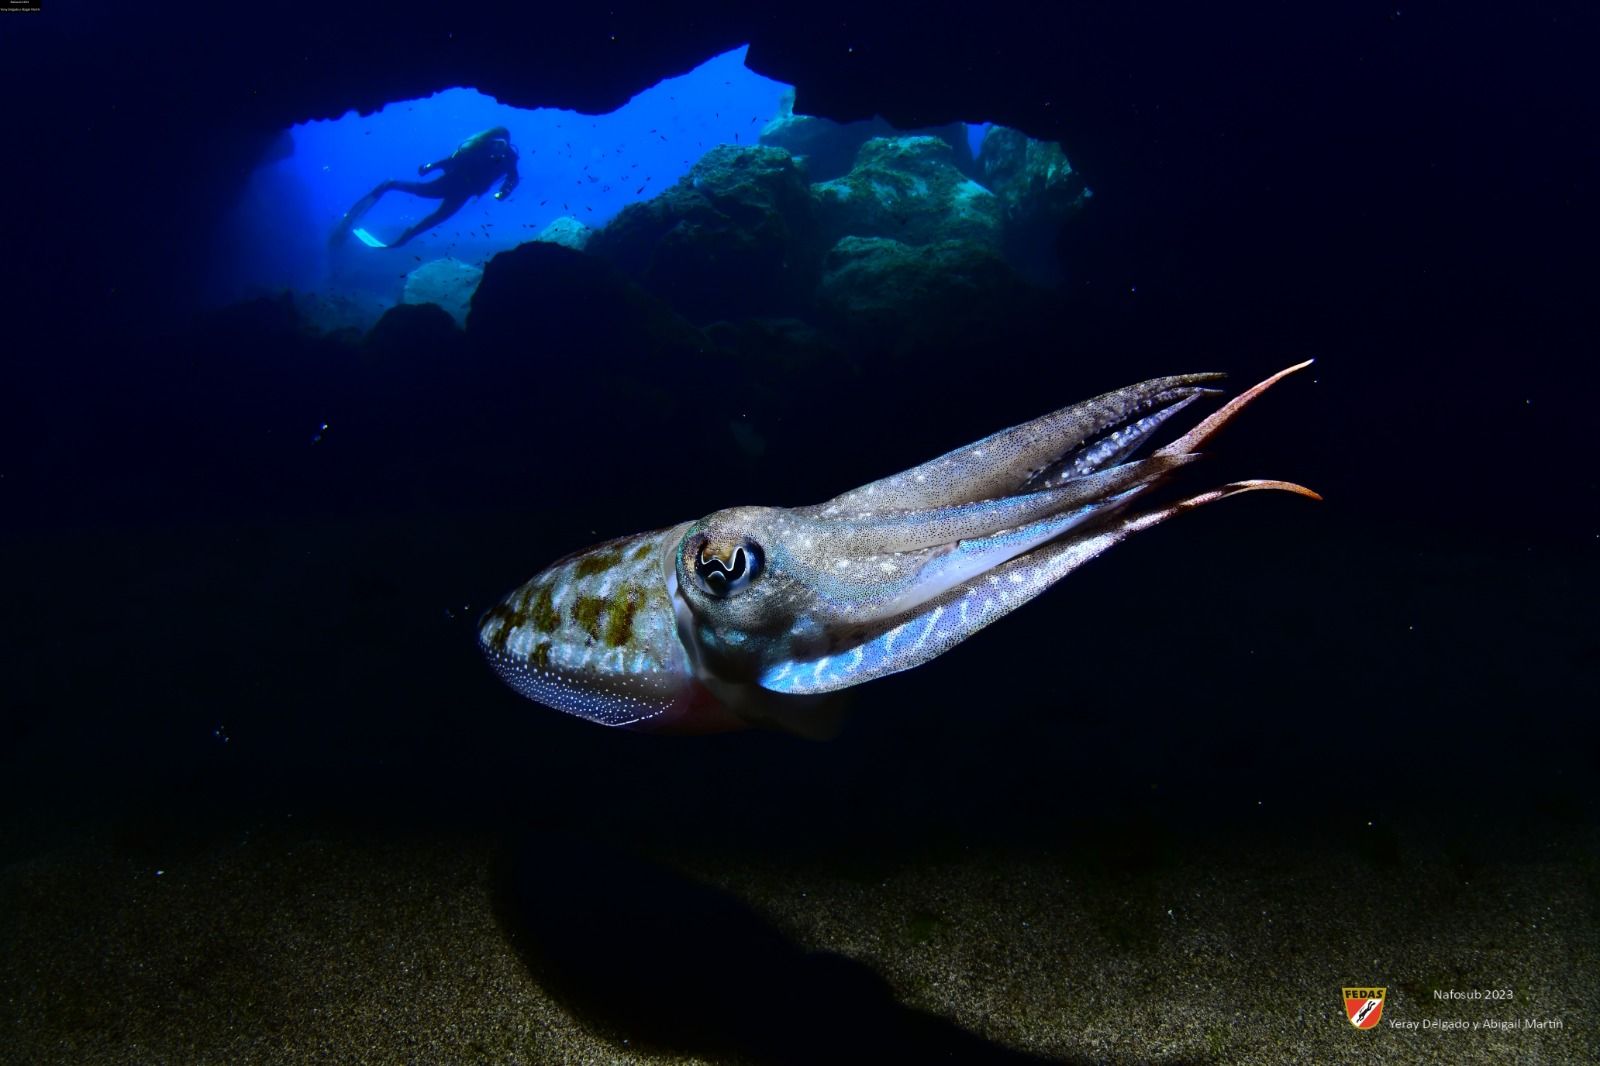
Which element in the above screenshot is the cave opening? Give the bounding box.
[221,46,791,326]
[219,45,1062,334]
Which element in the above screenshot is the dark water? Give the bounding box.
[3,4,1597,1063]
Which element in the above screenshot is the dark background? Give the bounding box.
[2,2,1596,865]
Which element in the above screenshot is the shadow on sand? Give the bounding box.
[494,830,1197,1065]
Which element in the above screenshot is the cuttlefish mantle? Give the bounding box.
[480,361,1317,734]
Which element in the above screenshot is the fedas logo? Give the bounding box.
[1343,987,1386,1030]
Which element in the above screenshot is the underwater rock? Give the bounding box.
[812,136,1000,250]
[976,126,1088,221]
[586,144,818,324]
[695,317,853,474]
[759,92,977,182]
[701,316,846,379]
[467,241,705,376]
[366,301,461,353]
[975,126,1091,282]
[534,215,592,250]
[759,91,898,183]
[467,241,813,484]
[286,289,386,337]
[815,236,1028,350]
[401,257,484,328]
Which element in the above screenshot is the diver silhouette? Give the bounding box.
[331,126,520,249]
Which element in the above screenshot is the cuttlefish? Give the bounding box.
[479,361,1316,734]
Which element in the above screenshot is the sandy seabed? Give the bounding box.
[3,814,1595,1065]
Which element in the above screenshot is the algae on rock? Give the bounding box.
[816,236,1029,351]
[534,216,593,251]
[812,136,1001,251]
[586,145,819,323]
[975,126,1092,283]
[401,257,484,328]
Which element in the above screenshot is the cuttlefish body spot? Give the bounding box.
[480,362,1317,734]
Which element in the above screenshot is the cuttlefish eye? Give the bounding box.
[687,534,764,598]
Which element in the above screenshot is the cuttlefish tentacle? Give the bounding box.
[480,361,1316,733]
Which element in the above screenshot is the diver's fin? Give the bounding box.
[331,185,388,247]
[351,227,388,249]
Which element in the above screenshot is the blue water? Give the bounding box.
[224,46,793,309]
[966,122,991,159]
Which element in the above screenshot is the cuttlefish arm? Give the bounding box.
[479,362,1316,733]
[799,373,1223,515]
[759,361,1319,694]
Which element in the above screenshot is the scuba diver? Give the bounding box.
[331,126,520,249]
